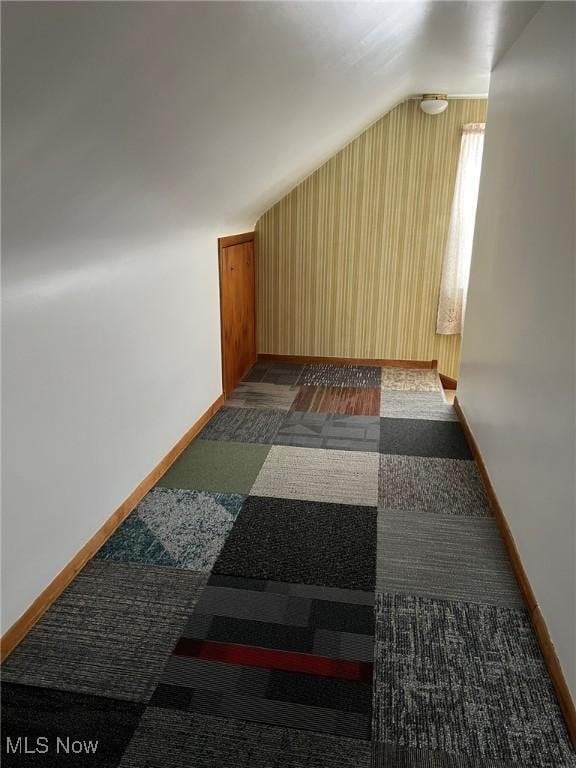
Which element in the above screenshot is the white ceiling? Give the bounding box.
[4,1,539,251]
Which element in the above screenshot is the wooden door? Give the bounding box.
[218,232,256,397]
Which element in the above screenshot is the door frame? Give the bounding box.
[217,231,256,398]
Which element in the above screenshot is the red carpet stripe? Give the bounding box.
[173,638,373,682]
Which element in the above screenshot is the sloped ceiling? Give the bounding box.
[4,1,538,251]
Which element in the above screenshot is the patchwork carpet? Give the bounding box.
[2,362,575,768]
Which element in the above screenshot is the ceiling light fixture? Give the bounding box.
[420,93,449,115]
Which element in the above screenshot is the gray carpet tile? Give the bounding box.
[298,364,382,388]
[380,368,442,392]
[373,593,576,768]
[380,391,456,420]
[376,509,523,607]
[183,577,375,661]
[225,382,300,411]
[275,412,380,452]
[152,656,372,738]
[96,488,245,571]
[2,562,207,702]
[372,744,523,767]
[2,683,144,768]
[198,407,285,444]
[244,362,304,385]
[379,418,472,459]
[212,497,376,590]
[119,709,371,767]
[379,454,491,516]
[250,445,379,507]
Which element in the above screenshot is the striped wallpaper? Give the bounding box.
[256,98,487,379]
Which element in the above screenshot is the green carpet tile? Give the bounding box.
[156,440,270,494]
[2,362,574,768]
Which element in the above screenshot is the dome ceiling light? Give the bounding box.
[420,93,449,115]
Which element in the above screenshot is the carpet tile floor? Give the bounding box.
[276,412,380,452]
[96,488,245,570]
[225,382,300,411]
[2,361,575,767]
[292,385,381,415]
[379,390,457,421]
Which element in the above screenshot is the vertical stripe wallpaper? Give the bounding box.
[256,98,487,379]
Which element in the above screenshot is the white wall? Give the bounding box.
[1,6,227,633]
[459,3,576,698]
[1,2,537,634]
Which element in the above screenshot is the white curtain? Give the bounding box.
[437,123,485,335]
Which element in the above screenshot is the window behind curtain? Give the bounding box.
[437,122,485,335]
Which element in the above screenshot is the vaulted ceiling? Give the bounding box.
[4,1,538,251]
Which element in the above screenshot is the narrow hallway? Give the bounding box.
[2,362,574,767]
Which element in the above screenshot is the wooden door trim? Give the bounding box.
[219,231,255,249]
[218,232,256,398]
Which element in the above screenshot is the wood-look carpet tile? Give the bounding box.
[292,386,380,416]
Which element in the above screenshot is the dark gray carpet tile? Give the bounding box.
[206,575,376,604]
[266,667,371,713]
[376,510,523,607]
[183,615,373,662]
[225,382,299,411]
[212,496,377,591]
[197,407,285,444]
[151,672,371,739]
[379,417,472,459]
[275,411,380,452]
[243,361,304,385]
[119,708,371,767]
[1,683,144,768]
[373,593,576,768]
[379,454,491,516]
[298,364,382,388]
[380,390,457,420]
[2,562,207,702]
[96,488,245,571]
[190,584,374,632]
[372,744,522,767]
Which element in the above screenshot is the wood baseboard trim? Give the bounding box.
[454,396,576,747]
[257,353,438,369]
[439,373,457,390]
[0,393,224,663]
